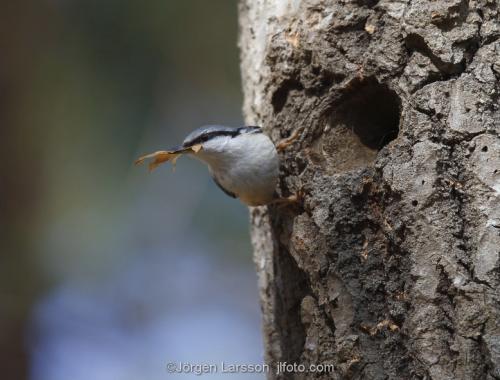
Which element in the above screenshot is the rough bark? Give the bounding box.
[239,1,499,379]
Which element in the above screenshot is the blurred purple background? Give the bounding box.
[0,1,264,379]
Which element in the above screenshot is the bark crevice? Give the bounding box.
[240,0,499,378]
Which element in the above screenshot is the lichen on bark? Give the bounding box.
[239,0,499,379]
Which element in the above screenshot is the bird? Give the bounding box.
[135,125,301,206]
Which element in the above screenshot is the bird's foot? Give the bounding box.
[276,129,301,152]
[270,189,304,208]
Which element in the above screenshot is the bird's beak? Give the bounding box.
[135,144,203,172]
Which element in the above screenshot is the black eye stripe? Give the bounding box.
[183,127,262,147]
[183,130,240,147]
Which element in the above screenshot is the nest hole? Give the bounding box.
[321,78,401,173]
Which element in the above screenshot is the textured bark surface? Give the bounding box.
[239,1,499,379]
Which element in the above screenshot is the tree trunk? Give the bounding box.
[238,1,499,379]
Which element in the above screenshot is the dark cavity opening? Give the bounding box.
[334,78,401,150]
[320,78,401,173]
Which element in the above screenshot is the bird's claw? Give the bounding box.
[270,189,305,208]
[276,129,301,152]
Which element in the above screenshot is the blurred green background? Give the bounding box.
[0,1,263,379]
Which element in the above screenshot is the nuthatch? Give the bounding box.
[135,125,300,206]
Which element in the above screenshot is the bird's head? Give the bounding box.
[135,125,262,171]
[181,125,261,166]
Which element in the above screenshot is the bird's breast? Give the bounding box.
[210,133,279,206]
